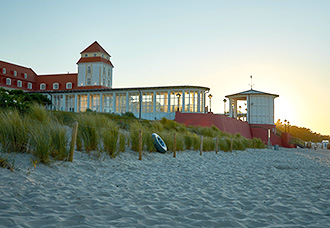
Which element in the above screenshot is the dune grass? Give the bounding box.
[0,106,267,168]
[0,110,29,153]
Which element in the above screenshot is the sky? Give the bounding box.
[1,0,329,136]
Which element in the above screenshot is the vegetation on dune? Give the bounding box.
[276,119,330,143]
[0,88,51,112]
[0,102,267,168]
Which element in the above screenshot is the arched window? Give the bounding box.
[17,80,22,87]
[53,83,59,90]
[6,78,11,85]
[40,83,46,90]
[24,73,27,79]
[87,66,91,74]
[66,82,72,89]
[28,83,32,89]
[87,78,92,85]
[2,68,6,74]
[14,71,17,76]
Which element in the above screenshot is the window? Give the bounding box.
[84,54,88,57]
[14,71,17,76]
[87,66,91,74]
[66,82,72,89]
[6,78,11,85]
[17,80,22,87]
[2,68,6,74]
[93,53,97,57]
[102,78,105,85]
[28,83,32,89]
[53,83,59,90]
[87,77,91,85]
[40,83,46,90]
[24,73,27,79]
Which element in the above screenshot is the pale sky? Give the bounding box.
[1,0,329,135]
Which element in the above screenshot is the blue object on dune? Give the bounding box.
[152,133,167,153]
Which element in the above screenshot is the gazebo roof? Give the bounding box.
[225,89,279,98]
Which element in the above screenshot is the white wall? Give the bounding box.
[250,95,275,124]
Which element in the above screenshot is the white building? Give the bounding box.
[225,89,279,125]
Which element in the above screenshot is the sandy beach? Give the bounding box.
[1,148,330,227]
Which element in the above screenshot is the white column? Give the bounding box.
[87,93,90,110]
[168,91,171,113]
[233,99,237,119]
[182,90,185,112]
[61,94,65,111]
[229,98,233,117]
[153,91,156,119]
[113,93,116,113]
[74,94,77,112]
[99,93,103,112]
[126,92,129,113]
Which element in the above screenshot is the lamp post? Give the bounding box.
[208,94,213,112]
[284,119,287,132]
[223,98,227,114]
[176,93,181,111]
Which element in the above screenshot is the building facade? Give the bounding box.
[0,41,209,120]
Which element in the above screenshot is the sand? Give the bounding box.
[1,148,330,227]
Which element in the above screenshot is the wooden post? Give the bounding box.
[69,122,78,162]
[200,136,203,156]
[173,132,176,158]
[230,138,233,152]
[215,137,219,154]
[139,129,142,160]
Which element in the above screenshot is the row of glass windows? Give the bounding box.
[83,53,110,60]
[5,78,32,89]
[40,82,72,90]
[52,91,204,113]
[2,68,28,79]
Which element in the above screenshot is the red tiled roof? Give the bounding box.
[80,41,111,56]
[0,60,38,82]
[76,57,114,67]
[37,73,78,91]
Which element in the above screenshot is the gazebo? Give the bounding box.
[225,89,279,125]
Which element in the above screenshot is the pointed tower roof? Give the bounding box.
[80,41,111,56]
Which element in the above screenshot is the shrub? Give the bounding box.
[0,110,29,153]
[29,123,53,164]
[100,119,119,157]
[219,137,231,152]
[129,121,142,152]
[27,103,52,122]
[76,114,98,153]
[49,122,69,160]
[118,133,126,152]
[203,136,216,151]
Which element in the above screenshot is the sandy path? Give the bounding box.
[1,148,330,227]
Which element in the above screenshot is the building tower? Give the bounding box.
[77,41,114,88]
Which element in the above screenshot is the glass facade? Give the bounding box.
[47,87,207,120]
[65,95,75,112]
[102,93,113,113]
[116,93,126,113]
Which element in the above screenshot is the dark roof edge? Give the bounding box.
[28,85,210,94]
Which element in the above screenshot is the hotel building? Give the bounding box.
[0,41,209,120]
